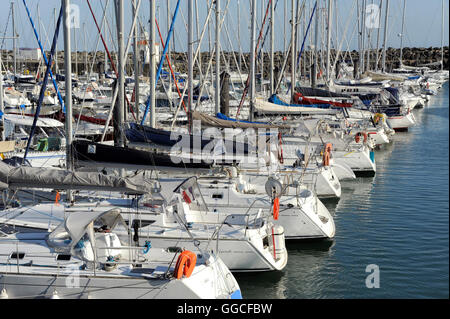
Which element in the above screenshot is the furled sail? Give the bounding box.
[0,160,154,194]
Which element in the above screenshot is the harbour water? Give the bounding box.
[236,83,449,299]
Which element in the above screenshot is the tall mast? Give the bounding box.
[249,0,257,121]
[104,17,108,74]
[132,0,140,120]
[167,0,172,108]
[115,0,125,146]
[441,0,444,71]
[63,0,74,202]
[375,0,382,72]
[11,2,17,77]
[291,0,296,96]
[399,0,406,66]
[312,0,319,88]
[381,0,389,72]
[149,0,156,128]
[54,8,58,73]
[195,0,202,86]
[188,0,194,128]
[74,20,78,76]
[83,22,87,76]
[0,53,4,141]
[326,0,332,84]
[238,0,242,68]
[260,0,265,89]
[284,0,287,53]
[270,0,275,95]
[360,0,367,74]
[215,0,220,114]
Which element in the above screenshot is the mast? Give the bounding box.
[326,0,332,84]
[83,22,87,76]
[0,53,4,141]
[12,2,17,77]
[149,0,156,128]
[167,0,172,109]
[188,0,194,129]
[63,0,74,202]
[375,0,382,72]
[270,0,275,95]
[312,0,318,88]
[399,0,406,66]
[238,0,242,68]
[74,20,78,76]
[215,0,220,114]
[291,0,296,96]
[360,0,367,74]
[381,0,389,72]
[132,0,140,120]
[260,0,265,89]
[284,0,287,53]
[54,8,58,74]
[250,0,257,121]
[441,0,444,71]
[115,0,125,146]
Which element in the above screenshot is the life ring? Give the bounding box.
[322,143,332,166]
[273,197,280,220]
[174,250,197,279]
[86,87,92,93]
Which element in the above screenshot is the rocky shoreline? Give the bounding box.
[1,46,448,78]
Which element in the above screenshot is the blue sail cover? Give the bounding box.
[268,94,331,109]
[216,113,268,125]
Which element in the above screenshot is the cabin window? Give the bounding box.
[10,252,25,260]
[56,254,71,261]
[129,220,156,229]
[212,193,223,199]
[262,237,269,249]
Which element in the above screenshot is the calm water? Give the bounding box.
[237,82,449,299]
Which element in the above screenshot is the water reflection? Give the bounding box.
[236,240,336,299]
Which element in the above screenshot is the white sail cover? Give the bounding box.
[254,98,338,115]
[0,161,154,194]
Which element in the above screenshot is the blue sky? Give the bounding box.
[0,0,448,53]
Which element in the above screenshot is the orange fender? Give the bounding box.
[273,197,280,220]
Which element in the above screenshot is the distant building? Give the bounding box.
[18,48,42,61]
[138,31,160,66]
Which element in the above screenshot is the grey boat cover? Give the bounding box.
[0,161,153,195]
[192,111,291,129]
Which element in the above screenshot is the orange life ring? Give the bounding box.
[86,87,92,92]
[174,250,197,279]
[273,197,280,220]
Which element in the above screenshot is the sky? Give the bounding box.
[0,0,448,54]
